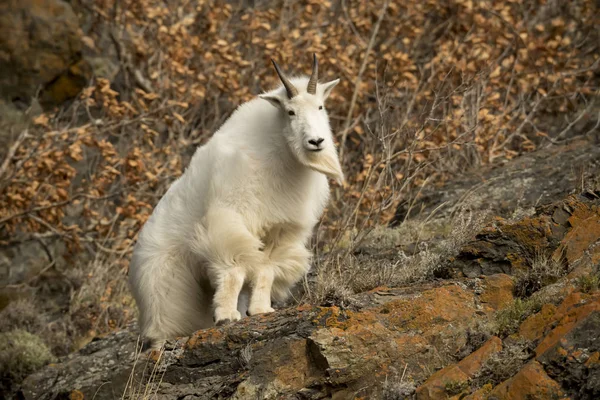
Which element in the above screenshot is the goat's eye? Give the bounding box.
[288,110,295,116]
[319,106,323,110]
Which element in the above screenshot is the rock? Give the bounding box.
[479,274,515,312]
[471,292,600,399]
[537,309,600,399]
[486,361,567,399]
[19,283,486,399]
[460,384,493,400]
[20,328,140,400]
[0,0,91,108]
[518,304,558,342]
[415,336,502,400]
[392,138,600,225]
[534,292,600,357]
[452,193,600,277]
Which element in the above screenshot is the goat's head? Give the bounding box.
[260,54,344,185]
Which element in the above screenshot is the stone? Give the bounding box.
[479,274,515,312]
[453,194,600,277]
[392,138,600,226]
[0,0,91,107]
[537,309,600,398]
[554,200,600,265]
[486,361,566,399]
[535,292,600,357]
[460,384,493,400]
[415,336,502,400]
[518,303,558,342]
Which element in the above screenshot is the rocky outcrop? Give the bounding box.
[18,276,599,399]
[419,292,600,400]
[0,0,91,108]
[20,283,493,399]
[452,192,600,278]
[392,138,600,225]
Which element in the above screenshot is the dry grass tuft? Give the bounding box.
[577,274,600,294]
[305,206,489,305]
[514,252,568,298]
[0,299,45,334]
[471,338,533,389]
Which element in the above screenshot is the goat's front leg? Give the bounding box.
[247,266,275,316]
[212,266,245,325]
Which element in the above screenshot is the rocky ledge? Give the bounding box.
[19,189,600,399]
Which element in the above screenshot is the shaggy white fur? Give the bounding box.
[128,61,343,347]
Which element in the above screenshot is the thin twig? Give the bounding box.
[339,0,389,162]
[0,129,30,181]
[0,192,120,226]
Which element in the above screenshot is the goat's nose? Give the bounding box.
[308,138,324,146]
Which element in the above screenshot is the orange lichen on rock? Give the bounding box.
[415,337,502,400]
[535,292,600,356]
[186,328,226,348]
[479,274,515,312]
[271,339,313,391]
[385,285,476,331]
[458,384,493,400]
[554,200,600,264]
[486,361,566,399]
[518,303,558,342]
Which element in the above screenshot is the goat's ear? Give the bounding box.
[320,79,340,100]
[259,94,285,110]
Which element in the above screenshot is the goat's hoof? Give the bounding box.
[247,306,275,316]
[214,308,241,326]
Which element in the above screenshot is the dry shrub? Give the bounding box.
[381,376,416,400]
[514,251,568,298]
[0,330,55,392]
[0,299,45,334]
[577,273,600,294]
[305,206,489,305]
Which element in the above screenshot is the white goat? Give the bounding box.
[128,55,343,347]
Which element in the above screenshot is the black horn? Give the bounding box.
[307,53,318,95]
[271,59,298,99]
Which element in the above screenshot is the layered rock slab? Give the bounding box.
[20,283,487,399]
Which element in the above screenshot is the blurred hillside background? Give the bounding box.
[0,0,598,393]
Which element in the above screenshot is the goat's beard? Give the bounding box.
[293,144,345,186]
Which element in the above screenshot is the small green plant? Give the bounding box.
[576,274,600,294]
[444,379,469,396]
[494,297,544,337]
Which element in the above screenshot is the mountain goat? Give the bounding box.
[128,55,343,347]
